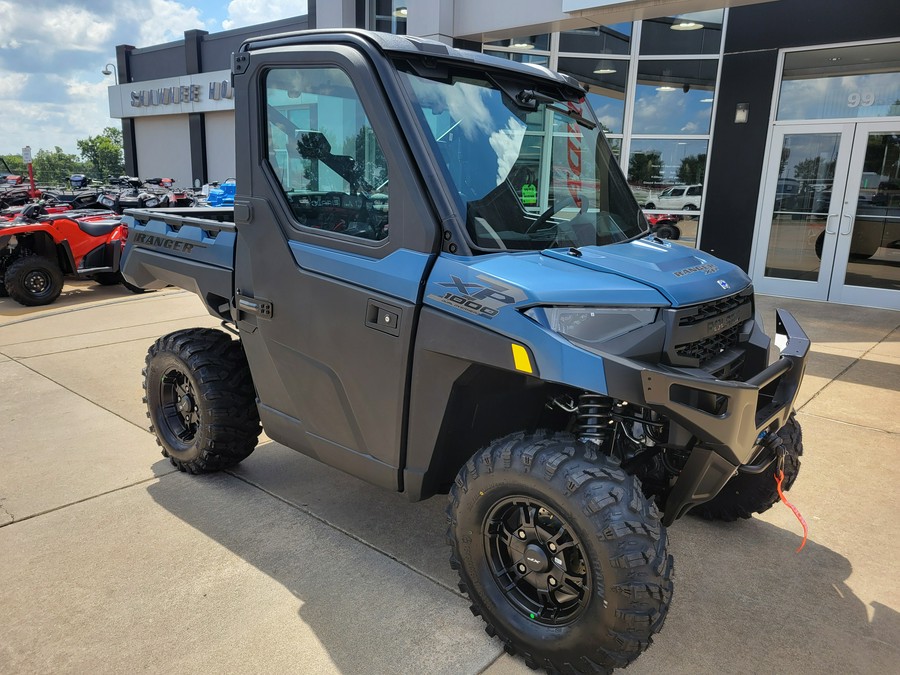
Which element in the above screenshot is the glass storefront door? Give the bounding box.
[753,122,900,309]
[832,121,900,306]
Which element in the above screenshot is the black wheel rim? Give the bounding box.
[159,367,199,447]
[484,496,591,626]
[24,269,52,298]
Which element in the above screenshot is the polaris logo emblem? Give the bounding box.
[717,279,730,290]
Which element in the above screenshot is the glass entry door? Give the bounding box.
[753,122,900,309]
[830,121,900,307]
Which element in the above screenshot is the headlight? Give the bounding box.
[144,197,160,208]
[99,195,115,207]
[525,306,658,345]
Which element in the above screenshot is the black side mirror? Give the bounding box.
[296,131,332,160]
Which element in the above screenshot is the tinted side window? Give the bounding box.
[265,67,389,242]
[686,186,702,196]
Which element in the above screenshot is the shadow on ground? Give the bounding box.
[147,444,899,674]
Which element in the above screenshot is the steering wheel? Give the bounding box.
[524,194,588,235]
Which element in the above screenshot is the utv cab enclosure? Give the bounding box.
[123,30,810,673]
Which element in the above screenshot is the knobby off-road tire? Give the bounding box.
[448,431,673,674]
[4,255,64,306]
[143,328,261,473]
[692,413,803,522]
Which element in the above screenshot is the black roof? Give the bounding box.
[240,29,584,95]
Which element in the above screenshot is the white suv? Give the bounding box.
[644,184,703,211]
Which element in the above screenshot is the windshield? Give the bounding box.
[398,65,647,251]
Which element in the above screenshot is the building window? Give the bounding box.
[558,56,628,134]
[485,34,551,51]
[373,0,407,35]
[559,24,632,55]
[777,42,900,121]
[632,59,717,135]
[639,10,723,56]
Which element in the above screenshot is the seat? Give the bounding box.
[75,218,121,237]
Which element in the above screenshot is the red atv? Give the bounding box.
[643,211,683,240]
[0,203,142,306]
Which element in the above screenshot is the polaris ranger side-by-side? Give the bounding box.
[122,30,809,673]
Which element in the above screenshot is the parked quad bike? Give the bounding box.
[0,203,146,306]
[97,176,194,213]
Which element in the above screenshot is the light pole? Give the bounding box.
[101,63,118,85]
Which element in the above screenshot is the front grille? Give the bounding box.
[677,293,751,327]
[675,324,741,362]
[665,289,753,369]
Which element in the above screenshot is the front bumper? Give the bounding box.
[626,309,809,524]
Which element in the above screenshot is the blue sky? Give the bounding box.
[0,0,308,157]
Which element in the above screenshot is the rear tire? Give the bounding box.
[691,414,802,522]
[4,255,64,306]
[448,431,673,673]
[93,272,121,286]
[143,328,261,473]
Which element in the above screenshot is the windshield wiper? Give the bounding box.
[515,90,597,130]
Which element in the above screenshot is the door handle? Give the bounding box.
[824,214,838,235]
[366,299,402,337]
[840,213,854,236]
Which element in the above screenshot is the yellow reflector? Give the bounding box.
[511,344,533,374]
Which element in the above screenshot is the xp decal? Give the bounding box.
[428,274,524,319]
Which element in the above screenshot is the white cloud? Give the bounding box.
[0,0,217,157]
[0,0,317,158]
[134,0,210,46]
[0,73,30,98]
[489,117,527,186]
[222,0,308,30]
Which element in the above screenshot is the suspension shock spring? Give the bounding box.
[575,394,615,444]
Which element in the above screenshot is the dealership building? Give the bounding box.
[107,0,900,310]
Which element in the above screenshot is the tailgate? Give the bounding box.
[122,207,236,317]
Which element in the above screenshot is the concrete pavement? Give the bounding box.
[0,283,898,674]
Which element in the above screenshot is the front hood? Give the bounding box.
[541,238,750,306]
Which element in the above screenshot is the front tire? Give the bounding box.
[692,414,802,522]
[143,328,261,473]
[654,224,680,240]
[448,431,673,673]
[4,255,64,306]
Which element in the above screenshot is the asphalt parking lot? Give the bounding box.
[1,281,898,674]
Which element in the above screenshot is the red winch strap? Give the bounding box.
[775,469,808,553]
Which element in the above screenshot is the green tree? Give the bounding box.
[344,126,387,191]
[1,154,26,176]
[32,147,86,185]
[793,157,835,182]
[676,153,707,184]
[77,126,124,181]
[628,151,662,185]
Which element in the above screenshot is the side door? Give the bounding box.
[232,46,439,490]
